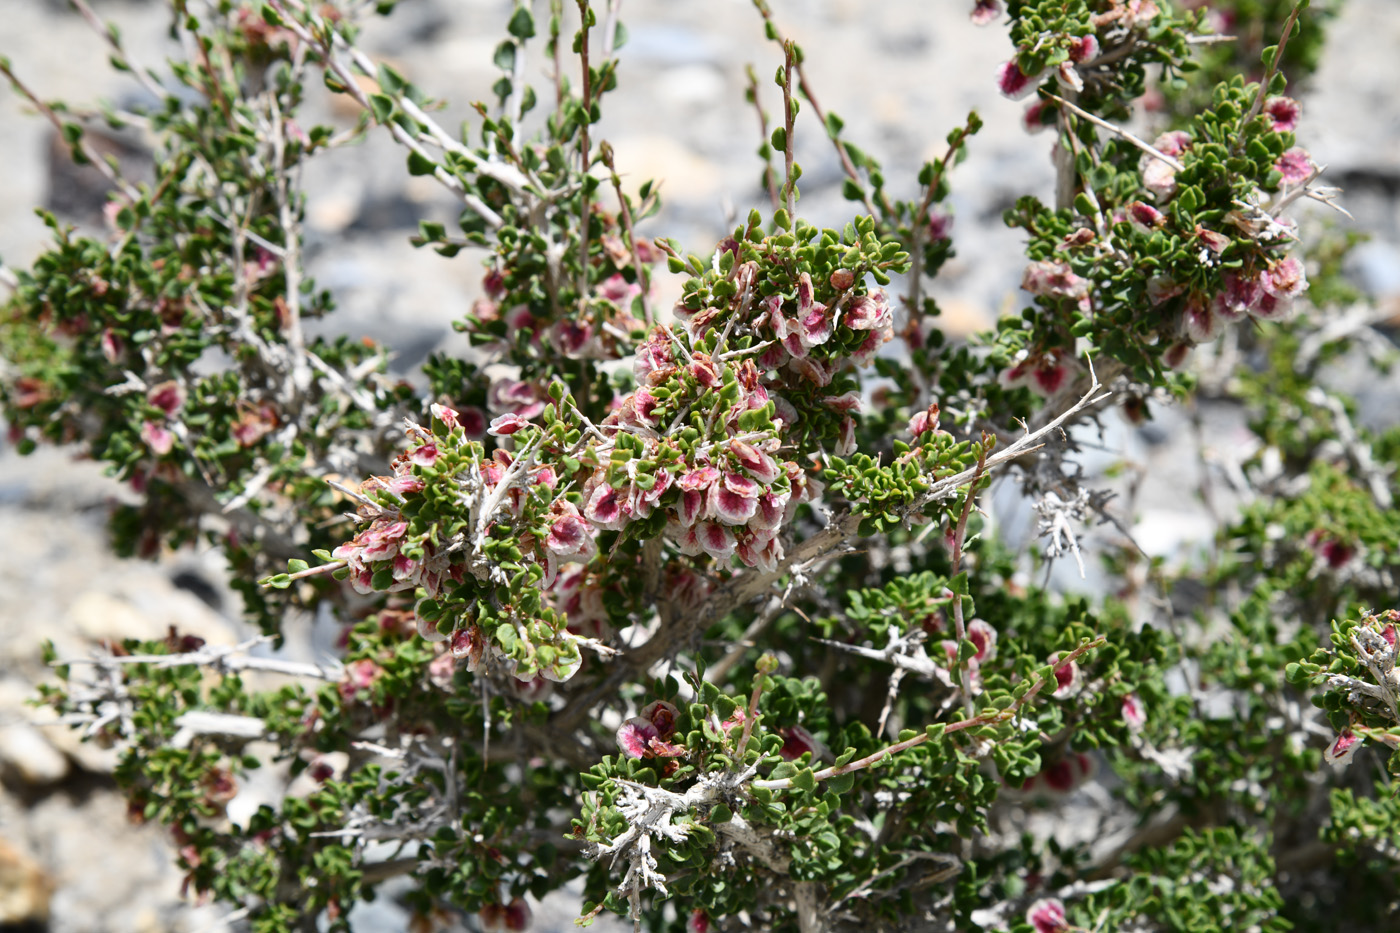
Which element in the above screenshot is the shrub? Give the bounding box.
[3,1,1396,931]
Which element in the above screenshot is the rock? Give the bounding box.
[0,838,53,927]
[0,723,70,788]
[67,591,164,645]
[654,64,726,109]
[935,297,995,338]
[608,134,721,206]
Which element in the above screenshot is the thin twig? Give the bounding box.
[1241,1,1305,131]
[1044,92,1183,171]
[0,61,140,203]
[780,42,798,219]
[753,637,1106,790]
[744,65,781,210]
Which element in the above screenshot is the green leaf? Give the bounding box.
[494,40,517,73]
[369,93,394,124]
[507,7,535,40]
[377,63,407,96]
[407,150,436,176]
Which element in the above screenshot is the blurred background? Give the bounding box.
[0,0,1397,930]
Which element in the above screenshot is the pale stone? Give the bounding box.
[67,591,165,645]
[0,838,52,925]
[0,723,69,786]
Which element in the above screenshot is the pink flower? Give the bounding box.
[480,897,533,932]
[1254,259,1304,322]
[679,465,720,492]
[1163,342,1191,370]
[1211,272,1260,322]
[1195,225,1230,254]
[488,413,529,436]
[1122,692,1147,732]
[1141,158,1179,200]
[1031,358,1072,396]
[410,443,440,467]
[146,380,185,415]
[458,407,488,438]
[1153,130,1192,158]
[777,724,829,761]
[617,700,685,759]
[969,0,1001,25]
[730,440,782,483]
[791,356,833,386]
[1023,100,1051,134]
[551,319,593,357]
[633,387,663,426]
[141,420,174,456]
[723,471,761,499]
[1021,260,1088,300]
[836,416,858,457]
[844,291,891,330]
[430,403,460,431]
[1183,296,1219,343]
[1035,752,1095,793]
[547,508,595,560]
[505,305,537,335]
[908,402,941,437]
[599,272,641,306]
[1142,131,1190,199]
[1324,728,1362,769]
[690,356,721,389]
[1053,660,1079,695]
[616,717,660,758]
[633,330,674,383]
[819,391,861,414]
[384,475,425,496]
[695,521,737,561]
[967,619,998,663]
[709,479,758,525]
[450,626,485,668]
[1056,61,1083,94]
[687,909,711,933]
[1263,96,1300,133]
[1380,618,1397,648]
[1261,256,1307,299]
[1275,147,1314,186]
[849,327,888,367]
[927,208,953,241]
[100,328,123,363]
[427,651,457,689]
[487,379,546,418]
[1305,529,1354,569]
[1069,34,1099,63]
[748,493,787,532]
[1124,0,1160,25]
[996,60,1040,99]
[1126,201,1166,234]
[482,267,505,298]
[584,483,626,530]
[360,519,408,562]
[1146,276,1183,306]
[1026,897,1069,933]
[338,659,382,703]
[800,304,833,347]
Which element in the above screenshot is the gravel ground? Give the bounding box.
[1,1,1398,930]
